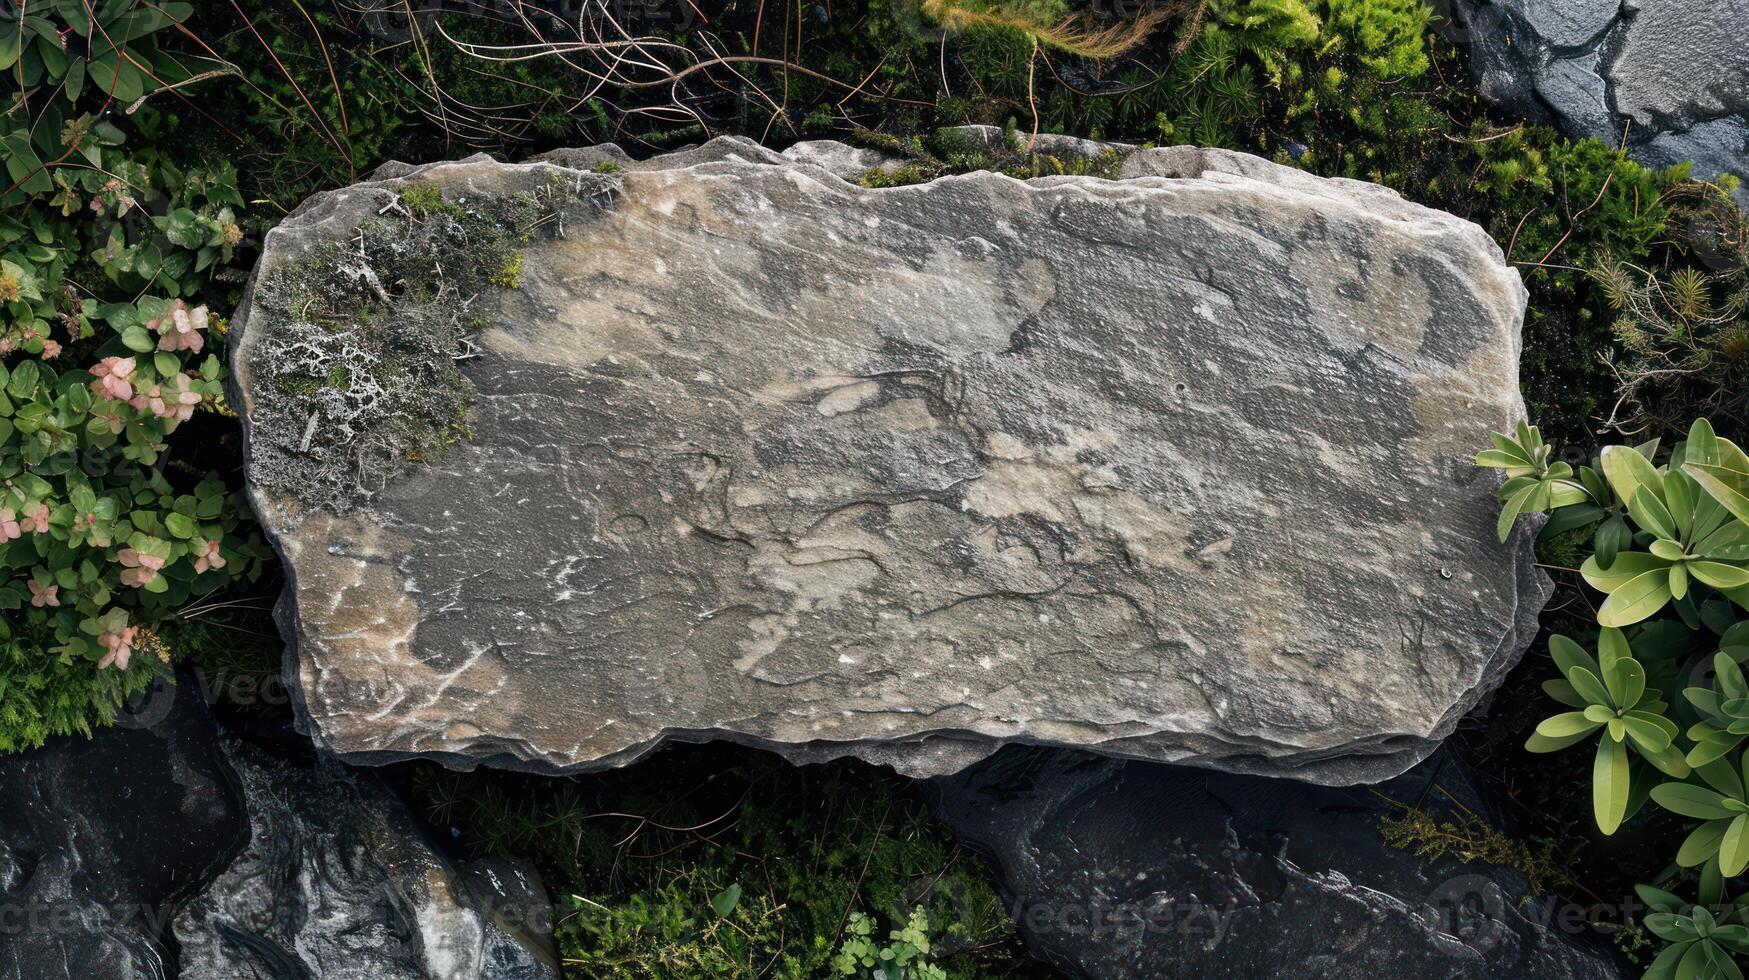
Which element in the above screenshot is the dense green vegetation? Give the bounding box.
[1485,419,1749,977]
[408,748,1046,977]
[3,0,1746,974]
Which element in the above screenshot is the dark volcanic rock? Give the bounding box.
[927,747,1624,979]
[232,133,1543,785]
[0,674,245,980]
[1442,0,1749,203]
[173,737,559,980]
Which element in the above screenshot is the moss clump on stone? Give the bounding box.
[852,124,1134,189]
[244,166,607,511]
[487,251,524,289]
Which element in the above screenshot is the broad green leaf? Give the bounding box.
[1701,757,1746,799]
[1566,666,1613,707]
[1668,470,1697,537]
[1630,486,1679,540]
[1721,439,1749,478]
[1549,633,1600,679]
[1597,568,1676,627]
[1689,463,1749,527]
[1724,815,1749,876]
[1542,678,1587,707]
[1640,741,1693,779]
[1692,732,1747,768]
[1720,654,1749,702]
[1541,503,1605,540]
[1550,481,1590,508]
[1690,419,1722,466]
[1538,711,1604,738]
[1635,883,1687,914]
[1651,539,1689,561]
[1646,912,1701,942]
[164,513,196,539]
[1653,782,1739,820]
[1593,735,1630,834]
[1714,944,1747,980]
[1623,714,1672,753]
[1640,941,1685,980]
[1691,562,1749,590]
[1606,657,1646,710]
[1525,729,1594,753]
[1678,939,1713,980]
[1602,442,1665,507]
[1490,431,1531,463]
[1689,690,1725,719]
[1582,551,1672,593]
[1697,520,1749,561]
[709,883,741,918]
[1678,818,1734,866]
[121,325,155,353]
[1596,515,1631,569]
[1496,481,1537,542]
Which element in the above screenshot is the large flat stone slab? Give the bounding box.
[232,135,1544,784]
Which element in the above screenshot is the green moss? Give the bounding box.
[274,375,321,397]
[399,183,464,219]
[591,161,626,174]
[857,165,934,188]
[408,747,1049,980]
[488,251,524,289]
[0,622,157,753]
[248,169,598,508]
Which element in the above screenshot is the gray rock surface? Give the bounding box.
[1444,0,1749,201]
[926,747,1625,979]
[174,737,559,980]
[0,675,245,980]
[232,134,1544,785]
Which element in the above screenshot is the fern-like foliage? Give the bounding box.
[0,623,157,753]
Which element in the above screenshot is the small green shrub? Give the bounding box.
[833,908,948,979]
[0,621,158,752]
[1486,419,1749,973]
[1,0,269,750]
[411,751,1045,980]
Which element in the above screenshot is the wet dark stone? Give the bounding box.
[926,747,1625,980]
[0,673,246,979]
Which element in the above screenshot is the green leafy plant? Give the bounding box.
[1492,420,1749,627]
[1,0,267,751]
[1525,628,1688,833]
[833,908,950,980]
[1485,418,1749,975]
[414,752,1038,980]
[1651,756,1749,879]
[1580,423,1749,627]
[1476,422,1588,541]
[1685,630,1749,766]
[1636,884,1749,980]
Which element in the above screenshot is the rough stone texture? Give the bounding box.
[1443,0,1749,203]
[173,737,559,980]
[232,134,1545,785]
[926,746,1625,979]
[0,674,245,980]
